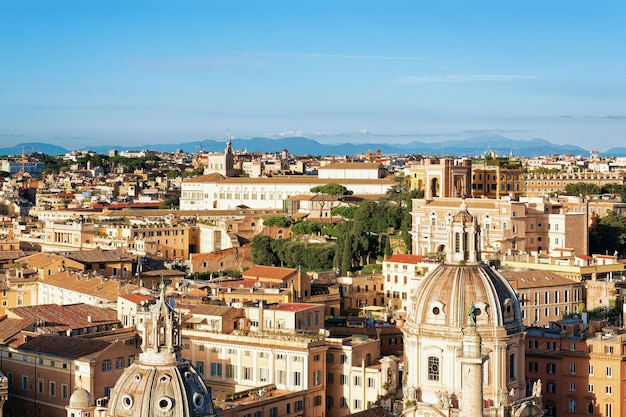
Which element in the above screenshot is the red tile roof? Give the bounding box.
[243,265,298,281]
[270,303,319,312]
[385,254,424,264]
[118,293,155,305]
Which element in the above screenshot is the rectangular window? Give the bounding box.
[547,363,556,374]
[49,381,56,397]
[529,362,538,372]
[196,360,205,376]
[102,360,112,372]
[38,379,44,395]
[243,366,252,380]
[314,395,323,406]
[588,384,594,393]
[313,370,321,386]
[547,382,556,394]
[368,377,375,388]
[570,363,576,375]
[259,367,268,382]
[589,364,594,375]
[226,364,235,379]
[22,375,28,391]
[569,382,576,391]
[293,371,302,386]
[606,385,612,394]
[607,366,612,378]
[211,362,222,377]
[276,369,285,385]
[354,376,362,386]
[569,400,576,413]
[340,375,347,385]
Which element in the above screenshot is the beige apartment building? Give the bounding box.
[524,171,626,197]
[471,158,525,199]
[336,274,385,314]
[502,269,584,326]
[411,196,588,258]
[405,158,472,198]
[526,320,626,417]
[381,254,439,312]
[325,336,400,417]
[0,335,139,417]
[181,326,327,417]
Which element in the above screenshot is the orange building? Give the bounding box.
[526,319,625,417]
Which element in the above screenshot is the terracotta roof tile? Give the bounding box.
[243,266,298,281]
[118,293,155,305]
[18,335,112,358]
[7,303,119,334]
[41,270,130,302]
[385,254,424,264]
[65,248,135,264]
[501,270,578,289]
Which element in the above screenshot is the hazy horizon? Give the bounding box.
[2,1,625,152]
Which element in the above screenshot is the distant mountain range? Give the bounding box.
[2,136,623,158]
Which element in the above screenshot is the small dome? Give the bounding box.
[69,387,93,409]
[406,263,523,333]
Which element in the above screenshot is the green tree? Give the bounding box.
[166,170,180,179]
[251,235,278,266]
[310,183,353,221]
[331,205,358,219]
[565,182,601,196]
[160,194,180,209]
[589,211,626,256]
[263,216,292,228]
[384,236,393,257]
[291,221,322,236]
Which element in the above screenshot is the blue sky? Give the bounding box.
[1,1,625,151]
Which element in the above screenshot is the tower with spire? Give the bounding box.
[401,201,543,417]
[102,282,218,417]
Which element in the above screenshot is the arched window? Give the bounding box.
[428,356,440,381]
[509,353,517,380]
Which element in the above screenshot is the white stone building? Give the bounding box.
[401,202,544,417]
[180,174,396,211]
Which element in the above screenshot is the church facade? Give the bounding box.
[401,201,544,417]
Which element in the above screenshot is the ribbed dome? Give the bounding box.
[107,361,214,417]
[406,262,523,333]
[69,387,93,409]
[105,282,217,417]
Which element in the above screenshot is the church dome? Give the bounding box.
[107,360,213,417]
[69,387,93,409]
[405,262,523,333]
[105,282,217,417]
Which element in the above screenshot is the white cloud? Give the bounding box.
[395,74,537,84]
[237,51,422,61]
